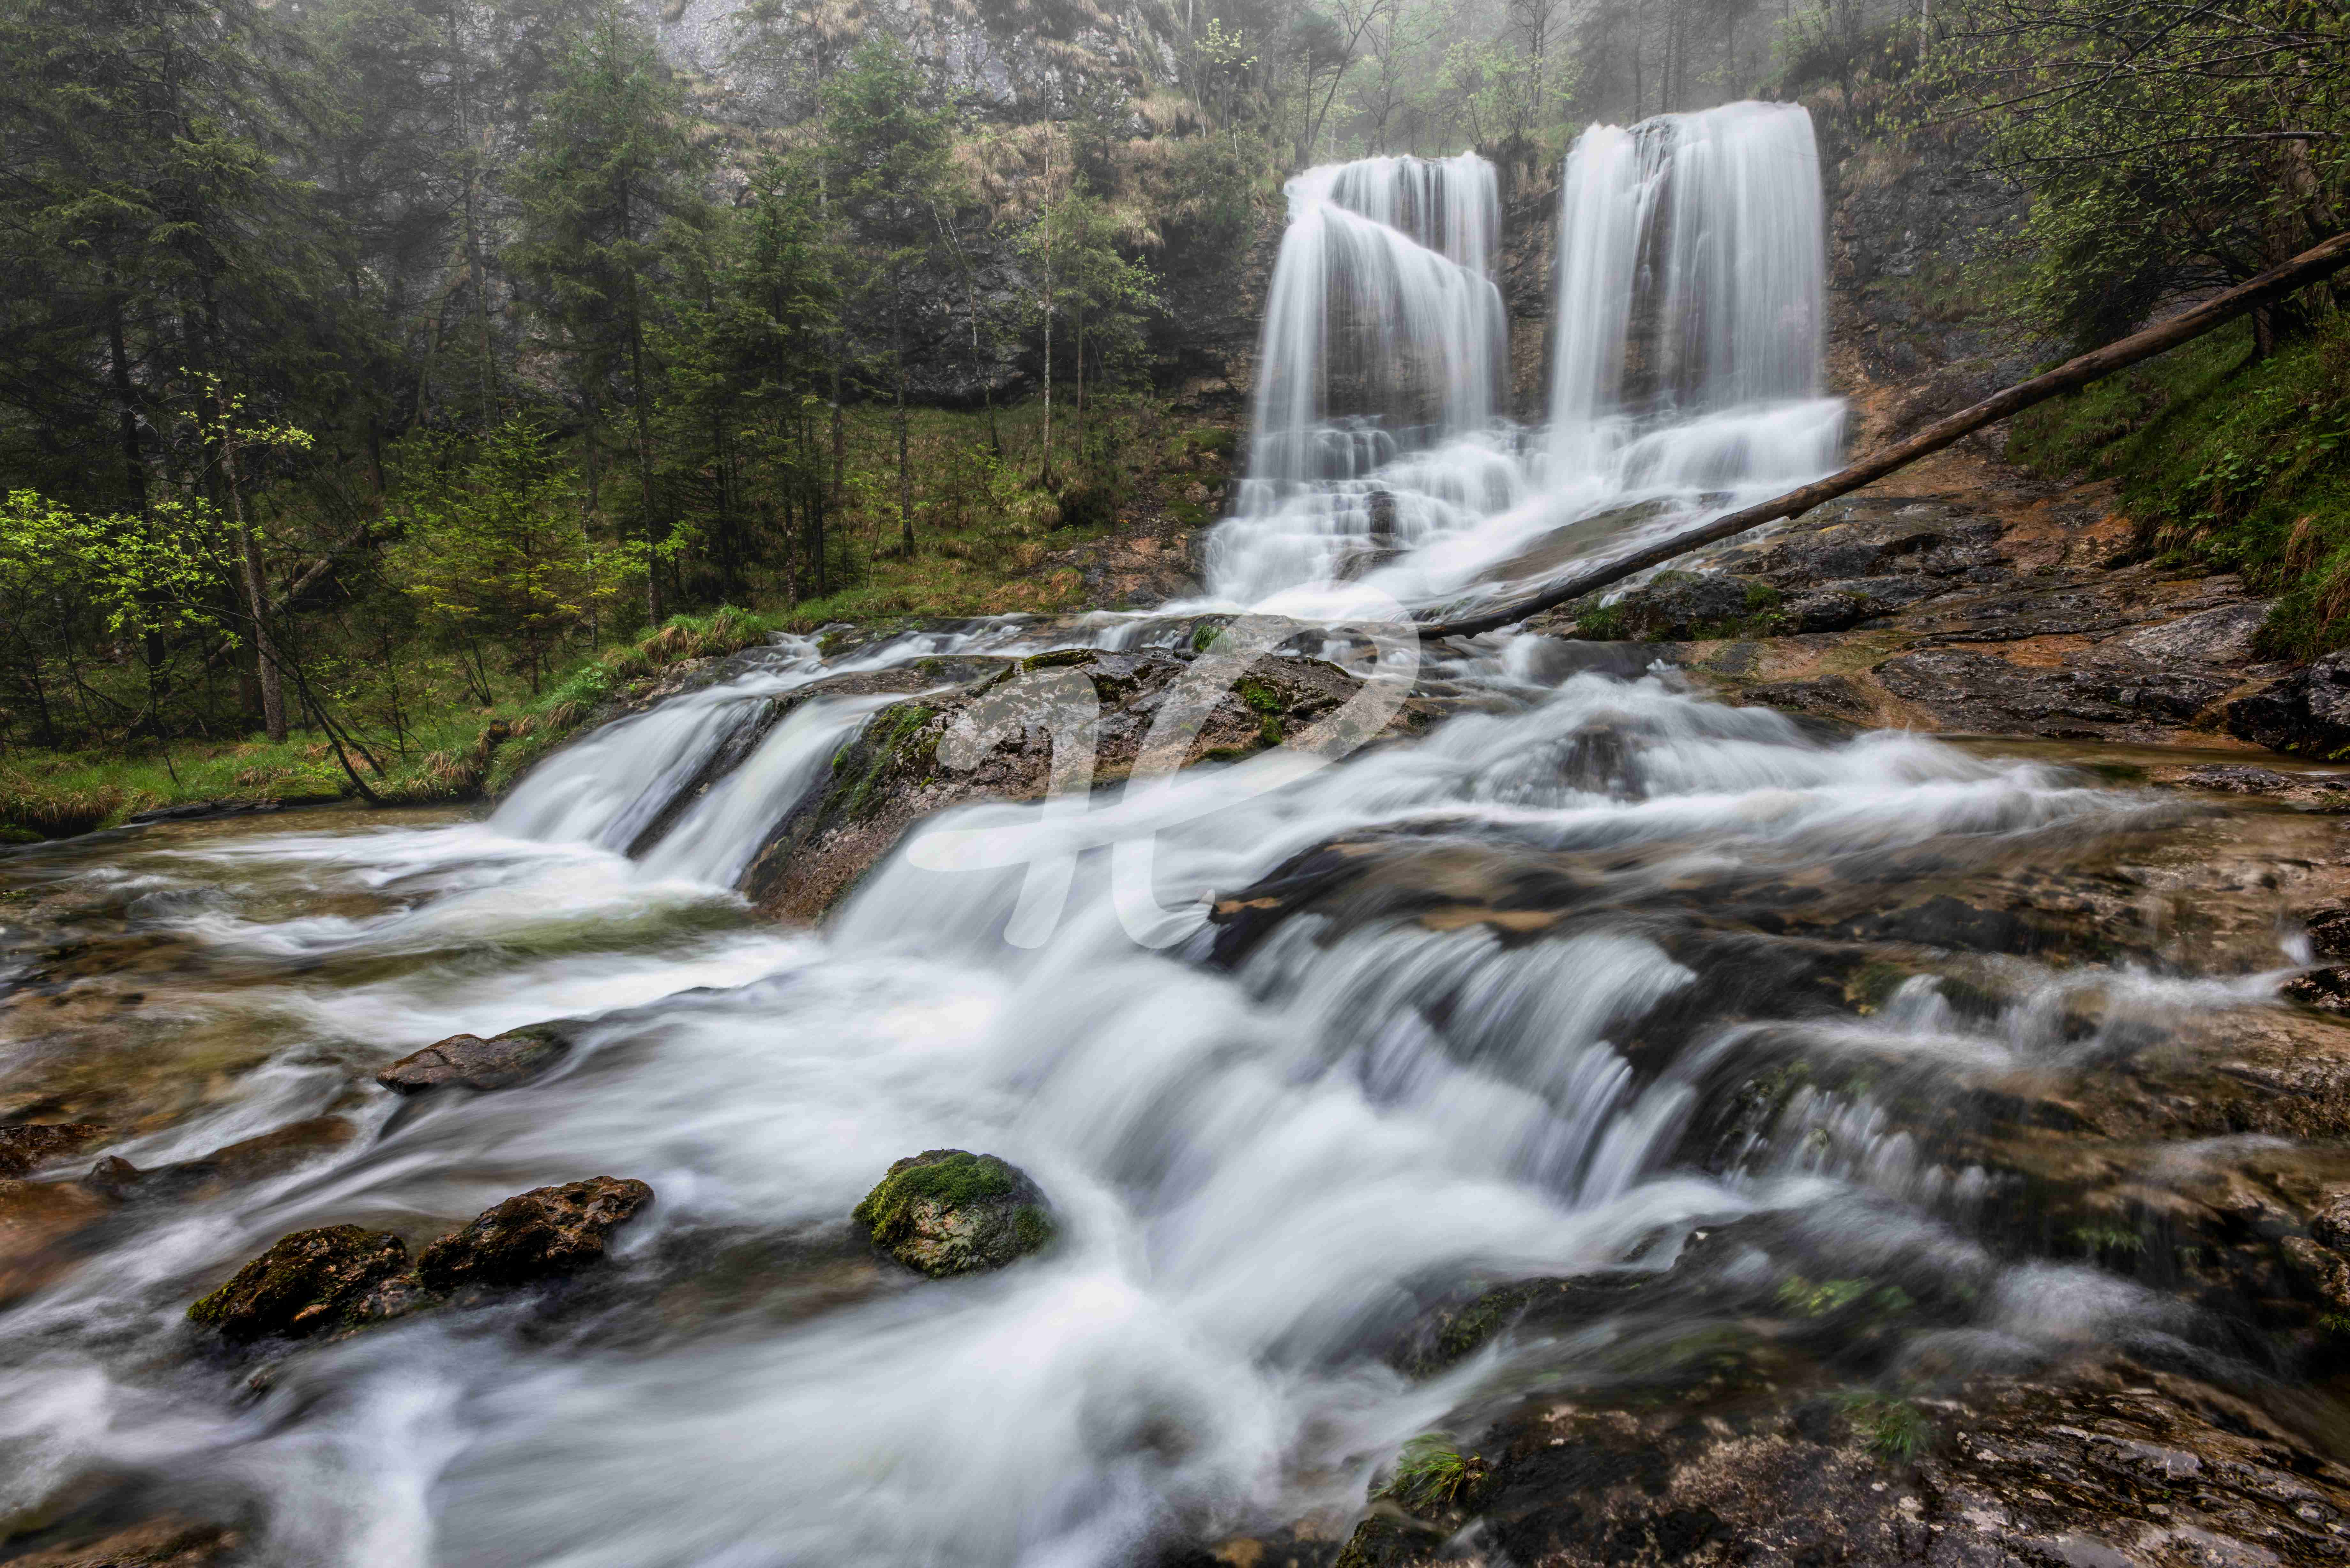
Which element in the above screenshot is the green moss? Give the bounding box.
[1776,1276,1874,1316]
[1020,647,1096,672]
[1377,1434,1485,1513]
[1572,599,1630,641]
[1836,1392,1934,1463]
[851,1150,1057,1274]
[2007,316,2350,659]
[830,703,937,823]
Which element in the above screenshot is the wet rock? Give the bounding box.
[188,1178,656,1345]
[5,1518,243,1567]
[0,1121,106,1176]
[185,1224,409,1343]
[2226,649,2350,759]
[82,1116,357,1203]
[376,1025,573,1094]
[2282,969,2350,1014]
[1582,571,1760,642]
[1876,646,2235,738]
[851,1149,1054,1278]
[413,1176,654,1292]
[0,1176,113,1303]
[738,648,1433,921]
[2307,907,2350,962]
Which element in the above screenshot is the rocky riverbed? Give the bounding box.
[11,481,2350,1564]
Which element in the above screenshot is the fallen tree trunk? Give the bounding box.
[1416,228,2350,641]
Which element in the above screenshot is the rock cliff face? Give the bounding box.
[636,0,1187,127]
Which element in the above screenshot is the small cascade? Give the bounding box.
[488,685,767,852]
[636,697,893,889]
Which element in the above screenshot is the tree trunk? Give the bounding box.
[626,278,662,625]
[896,285,913,558]
[1041,207,1056,486]
[218,407,286,743]
[1420,227,2350,639]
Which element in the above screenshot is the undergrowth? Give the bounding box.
[2007,315,2350,659]
[1,606,778,839]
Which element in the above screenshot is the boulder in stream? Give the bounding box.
[414,1176,653,1291]
[852,1150,1054,1277]
[84,1115,357,1203]
[376,1023,574,1094]
[186,1223,410,1343]
[188,1177,654,1344]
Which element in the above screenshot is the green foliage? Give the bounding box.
[389,420,644,697]
[2008,317,2350,659]
[1377,1434,1485,1513]
[1921,0,2350,352]
[1836,1392,1934,1463]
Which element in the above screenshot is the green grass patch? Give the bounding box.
[1377,1434,1486,1513]
[1835,1392,1934,1463]
[0,606,780,837]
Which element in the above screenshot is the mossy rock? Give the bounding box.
[851,1149,1055,1278]
[185,1224,408,1343]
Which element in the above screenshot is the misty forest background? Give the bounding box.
[1,0,2346,830]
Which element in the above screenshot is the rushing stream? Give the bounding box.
[0,104,2337,1566]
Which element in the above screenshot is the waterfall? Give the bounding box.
[1244,152,1509,493]
[1209,152,1517,603]
[1548,101,1838,488]
[1205,102,1843,610]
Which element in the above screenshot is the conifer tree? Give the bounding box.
[508,5,714,622]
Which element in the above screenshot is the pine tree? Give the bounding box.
[820,37,955,559]
[508,5,715,623]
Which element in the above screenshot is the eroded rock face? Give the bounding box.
[414,1177,654,1292]
[2227,649,2350,759]
[739,647,1431,922]
[185,1224,410,1343]
[376,1026,573,1094]
[851,1149,1053,1278]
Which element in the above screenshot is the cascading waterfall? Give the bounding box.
[6,99,2302,1568]
[1208,153,1521,602]
[1204,101,1844,611]
[1547,100,1841,490]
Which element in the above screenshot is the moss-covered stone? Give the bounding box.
[851,1149,1055,1278]
[185,1224,409,1343]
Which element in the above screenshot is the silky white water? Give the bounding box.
[0,659,2216,1567]
[0,96,2289,1568]
[1206,102,1843,614]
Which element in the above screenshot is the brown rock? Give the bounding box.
[2312,1192,2350,1255]
[185,1224,409,1343]
[0,1176,112,1304]
[0,1122,107,1177]
[6,1518,241,1568]
[83,1117,356,1203]
[414,1176,652,1291]
[375,1027,570,1094]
